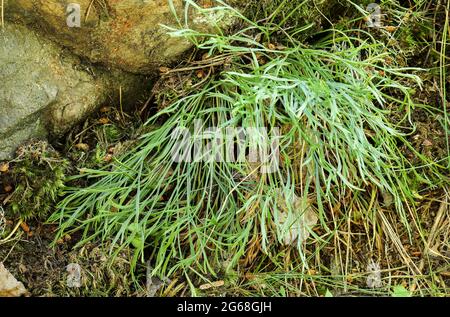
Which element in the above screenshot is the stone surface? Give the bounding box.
[4,0,234,74]
[0,24,145,160]
[0,262,28,297]
[4,0,335,74]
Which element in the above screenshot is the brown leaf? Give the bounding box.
[18,264,27,274]
[74,143,90,151]
[267,43,276,50]
[20,222,30,233]
[385,26,397,33]
[159,66,171,74]
[0,162,9,173]
[98,117,110,124]
[200,0,213,8]
[196,70,205,78]
[199,280,224,290]
[104,154,113,162]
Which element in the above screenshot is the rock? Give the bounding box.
[0,24,146,160]
[0,262,28,297]
[3,0,336,74]
[3,0,235,74]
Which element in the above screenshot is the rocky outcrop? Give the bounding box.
[3,0,336,74]
[4,0,234,74]
[0,24,145,160]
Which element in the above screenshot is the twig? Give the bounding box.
[1,0,4,29]
[0,219,23,244]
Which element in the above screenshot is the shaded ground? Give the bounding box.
[0,219,145,296]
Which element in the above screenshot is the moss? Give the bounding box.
[236,0,337,35]
[6,140,69,220]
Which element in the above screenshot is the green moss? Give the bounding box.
[238,0,336,35]
[7,140,69,220]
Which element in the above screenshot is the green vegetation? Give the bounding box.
[0,0,447,297]
[6,140,68,220]
[46,1,449,296]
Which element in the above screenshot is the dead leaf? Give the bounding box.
[422,139,433,147]
[200,0,213,8]
[196,70,205,78]
[75,143,90,151]
[98,117,110,124]
[199,280,224,290]
[381,190,393,207]
[159,66,171,74]
[0,262,28,297]
[20,222,30,233]
[0,162,9,173]
[385,26,397,32]
[104,154,113,162]
[267,43,276,50]
[384,57,394,65]
[18,264,27,274]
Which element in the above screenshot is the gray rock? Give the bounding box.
[0,24,146,160]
